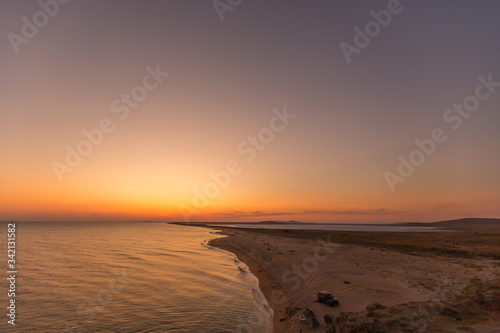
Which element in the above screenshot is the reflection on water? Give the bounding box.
[0,222,272,333]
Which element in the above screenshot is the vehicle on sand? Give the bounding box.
[316,291,339,307]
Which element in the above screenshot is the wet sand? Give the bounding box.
[210,237,293,332]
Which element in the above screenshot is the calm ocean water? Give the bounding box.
[0,222,273,333]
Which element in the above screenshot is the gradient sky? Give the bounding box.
[1,0,499,223]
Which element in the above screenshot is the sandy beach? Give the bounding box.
[208,224,500,332]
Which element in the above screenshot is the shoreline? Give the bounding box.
[206,225,500,332]
[208,233,293,333]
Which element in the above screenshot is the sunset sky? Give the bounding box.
[1,0,499,223]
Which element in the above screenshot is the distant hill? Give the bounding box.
[256,220,303,224]
[400,218,500,229]
[170,218,500,229]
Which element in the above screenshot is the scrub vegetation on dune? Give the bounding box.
[227,224,500,260]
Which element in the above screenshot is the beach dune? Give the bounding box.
[209,223,500,332]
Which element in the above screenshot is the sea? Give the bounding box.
[0,222,273,333]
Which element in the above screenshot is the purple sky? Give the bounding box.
[1,0,499,222]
